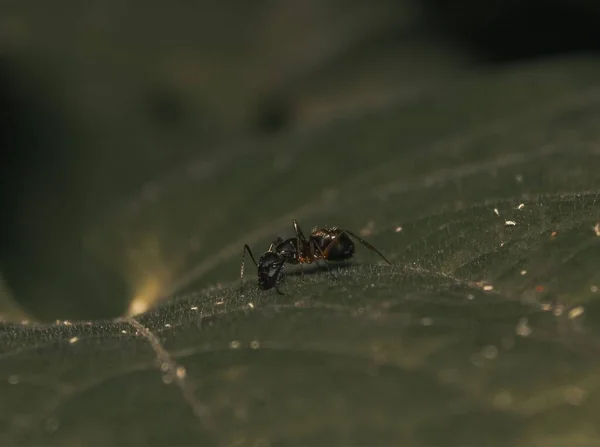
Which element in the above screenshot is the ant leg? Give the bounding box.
[342,230,392,265]
[268,237,284,252]
[310,240,337,281]
[291,221,309,282]
[292,219,310,270]
[294,220,334,281]
[275,268,286,295]
[292,220,309,243]
[240,244,259,294]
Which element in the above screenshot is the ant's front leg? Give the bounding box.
[240,244,258,295]
[275,270,286,295]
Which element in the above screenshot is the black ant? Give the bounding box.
[240,220,391,295]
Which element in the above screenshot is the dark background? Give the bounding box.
[1,0,600,321]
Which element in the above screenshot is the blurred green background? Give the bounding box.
[1,0,600,322]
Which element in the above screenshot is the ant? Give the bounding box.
[240,219,391,295]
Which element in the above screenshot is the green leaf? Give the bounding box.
[3,56,600,446]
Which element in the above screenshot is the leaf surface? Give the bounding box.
[3,57,600,446]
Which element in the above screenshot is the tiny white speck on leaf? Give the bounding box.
[190,306,198,311]
[565,386,587,406]
[483,284,494,291]
[176,366,187,379]
[250,340,260,349]
[160,362,169,372]
[515,174,524,183]
[420,317,433,326]
[517,203,525,210]
[568,306,585,319]
[248,302,254,309]
[553,304,565,317]
[516,318,532,336]
[505,220,516,226]
[20,320,29,325]
[482,345,498,360]
[45,417,59,433]
[68,337,79,344]
[394,226,403,233]
[216,301,224,306]
[469,353,485,368]
[594,223,600,236]
[230,340,241,349]
[520,270,527,276]
[494,208,500,216]
[63,320,72,326]
[591,285,599,293]
[164,323,171,328]
[493,391,513,409]
[466,294,474,300]
[121,330,127,334]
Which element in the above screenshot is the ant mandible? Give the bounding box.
[240,219,391,295]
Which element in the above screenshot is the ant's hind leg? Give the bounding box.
[343,230,392,265]
[319,230,391,266]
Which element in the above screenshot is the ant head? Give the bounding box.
[257,252,285,290]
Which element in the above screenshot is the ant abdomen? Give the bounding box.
[310,228,355,261]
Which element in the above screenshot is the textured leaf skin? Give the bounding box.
[2,55,600,446]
